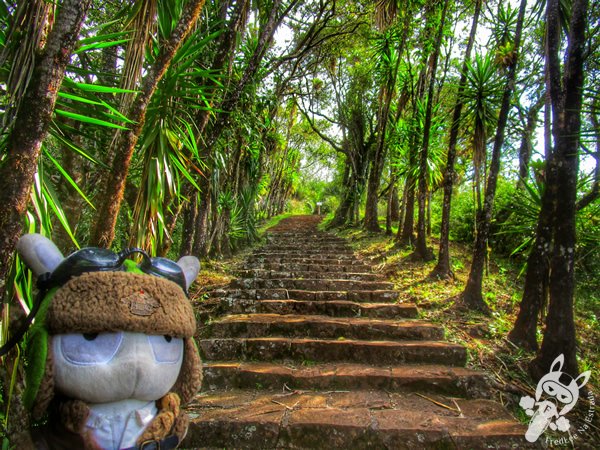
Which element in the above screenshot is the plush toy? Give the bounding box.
[16,234,202,450]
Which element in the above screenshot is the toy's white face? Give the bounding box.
[52,331,184,403]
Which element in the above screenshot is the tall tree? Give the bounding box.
[529,0,589,379]
[0,0,91,301]
[461,0,528,311]
[430,0,482,278]
[363,4,410,232]
[412,0,450,260]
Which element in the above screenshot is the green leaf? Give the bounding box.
[44,150,95,210]
[169,153,200,191]
[58,92,103,106]
[76,39,130,54]
[55,109,130,129]
[63,78,138,94]
[49,128,109,169]
[41,179,79,247]
[78,31,130,45]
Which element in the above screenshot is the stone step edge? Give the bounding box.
[206,288,400,302]
[212,313,437,329]
[199,337,467,366]
[207,313,443,340]
[201,361,490,398]
[184,391,532,449]
[217,298,419,318]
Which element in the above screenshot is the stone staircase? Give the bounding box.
[184,216,533,449]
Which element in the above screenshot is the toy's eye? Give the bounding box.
[59,332,123,365]
[147,335,183,364]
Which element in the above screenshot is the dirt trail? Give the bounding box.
[184,215,535,449]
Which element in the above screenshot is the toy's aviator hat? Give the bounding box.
[15,234,202,420]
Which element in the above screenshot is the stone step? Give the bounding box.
[221,298,418,318]
[236,269,382,281]
[199,337,467,366]
[230,278,394,291]
[244,262,373,273]
[208,314,443,341]
[207,288,399,302]
[266,240,347,246]
[261,241,354,253]
[184,390,532,449]
[263,234,341,239]
[249,252,358,260]
[202,362,490,397]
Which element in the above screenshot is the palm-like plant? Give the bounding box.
[460,53,502,211]
[128,16,219,254]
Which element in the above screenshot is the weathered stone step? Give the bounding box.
[184,390,532,449]
[208,314,443,341]
[250,252,358,260]
[221,298,418,318]
[266,232,340,239]
[202,362,490,397]
[207,288,399,302]
[260,244,352,252]
[230,278,394,292]
[256,250,355,258]
[199,337,467,366]
[244,262,372,273]
[236,269,382,281]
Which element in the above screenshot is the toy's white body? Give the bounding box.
[53,332,184,448]
[85,399,157,449]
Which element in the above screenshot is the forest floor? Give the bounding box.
[189,214,600,448]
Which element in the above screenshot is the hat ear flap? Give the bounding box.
[24,329,54,421]
[172,337,202,405]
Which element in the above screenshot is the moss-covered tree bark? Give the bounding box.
[0,0,91,300]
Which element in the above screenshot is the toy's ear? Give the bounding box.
[177,256,200,291]
[549,354,564,373]
[575,370,591,389]
[17,234,64,278]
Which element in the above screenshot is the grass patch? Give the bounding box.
[258,212,294,235]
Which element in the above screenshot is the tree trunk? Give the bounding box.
[412,0,449,261]
[192,175,212,257]
[179,193,198,257]
[386,176,396,235]
[390,185,400,222]
[0,2,91,444]
[431,0,481,279]
[0,0,91,301]
[530,0,587,380]
[507,186,553,350]
[462,0,527,312]
[364,157,383,232]
[90,0,206,248]
[397,174,416,246]
[517,97,544,188]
